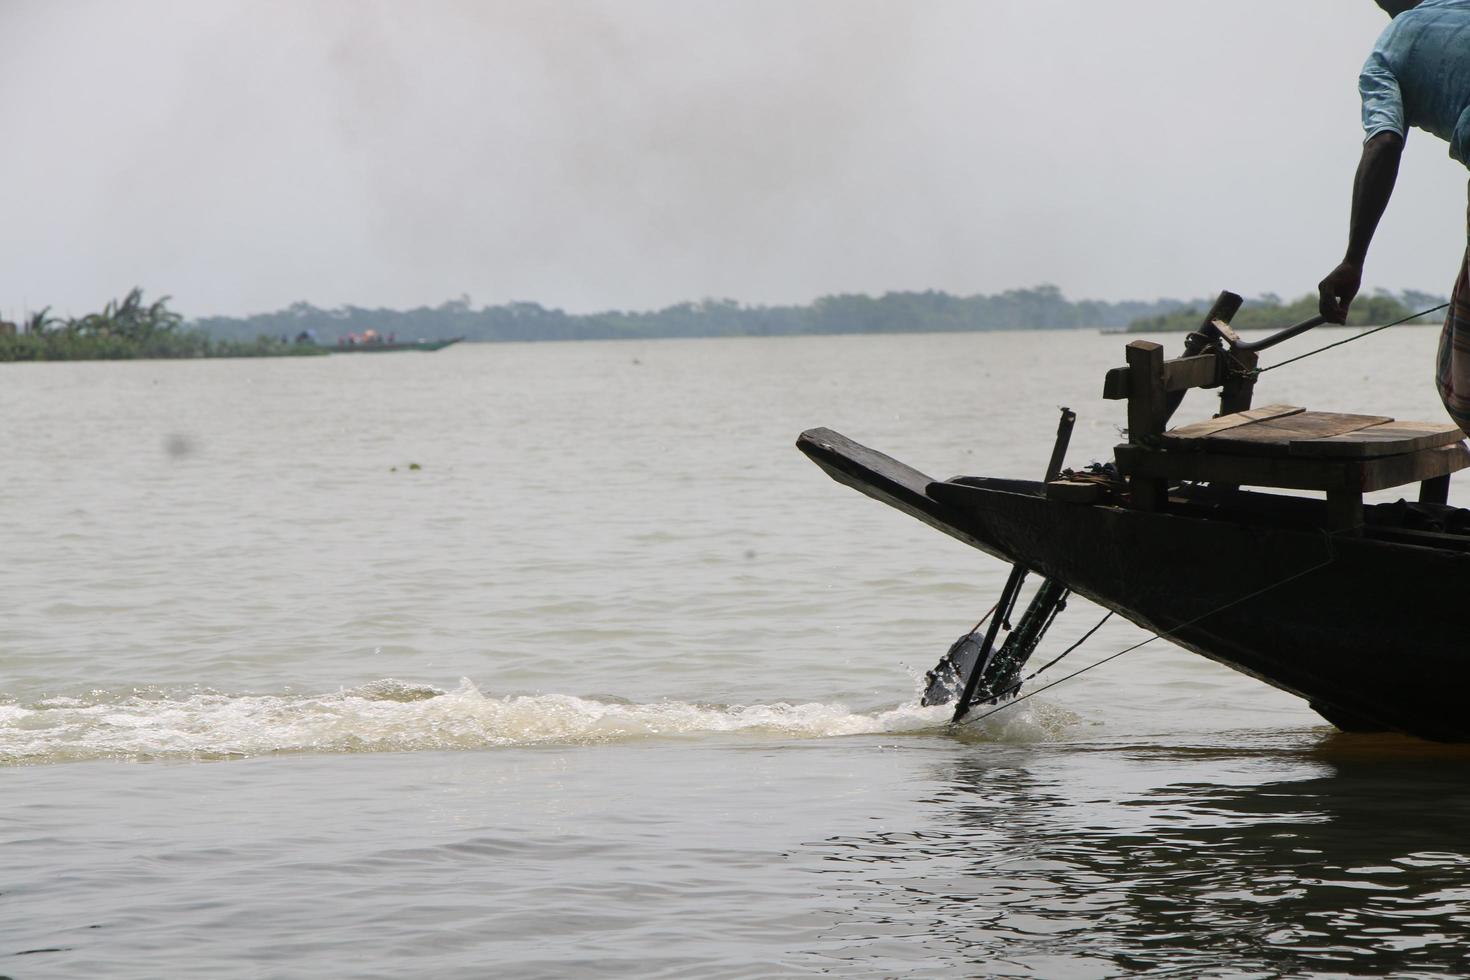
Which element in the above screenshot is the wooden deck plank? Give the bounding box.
[1184,412,1394,457]
[1162,404,1305,443]
[1289,421,1465,458]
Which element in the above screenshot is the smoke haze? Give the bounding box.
[1,0,1464,318]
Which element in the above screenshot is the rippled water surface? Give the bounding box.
[5,328,1470,977]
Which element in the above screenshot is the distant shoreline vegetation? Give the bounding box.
[0,289,323,362]
[192,286,1449,345]
[6,286,1449,362]
[1127,290,1447,333]
[192,286,1207,344]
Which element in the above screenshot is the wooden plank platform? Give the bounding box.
[1161,407,1464,460]
[1162,404,1304,443]
[1106,333,1470,528]
[1289,420,1465,458]
[1166,411,1392,457]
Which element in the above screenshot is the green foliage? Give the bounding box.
[63,287,183,342]
[15,287,1448,359]
[192,286,1211,344]
[24,307,57,335]
[1127,290,1446,334]
[0,290,327,362]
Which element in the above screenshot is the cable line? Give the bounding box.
[960,532,1341,727]
[1253,302,1449,377]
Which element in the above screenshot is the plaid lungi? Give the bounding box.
[1436,180,1470,435]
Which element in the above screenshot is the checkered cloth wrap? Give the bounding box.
[1436,181,1470,435]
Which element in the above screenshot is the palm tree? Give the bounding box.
[63,288,181,341]
[23,307,57,335]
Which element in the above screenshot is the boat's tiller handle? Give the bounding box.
[1208,313,1329,353]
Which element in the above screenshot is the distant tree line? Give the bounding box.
[0,289,323,362]
[191,286,1209,344]
[1127,289,1448,333]
[9,286,1447,362]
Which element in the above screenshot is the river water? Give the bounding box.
[4,327,1470,978]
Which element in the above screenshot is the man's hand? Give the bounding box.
[1319,261,1363,323]
[1320,132,1403,324]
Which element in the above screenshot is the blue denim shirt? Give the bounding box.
[1361,0,1470,166]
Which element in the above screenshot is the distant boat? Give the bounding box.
[327,337,464,353]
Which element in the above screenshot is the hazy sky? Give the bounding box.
[3,0,1467,318]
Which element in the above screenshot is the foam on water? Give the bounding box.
[0,678,1076,765]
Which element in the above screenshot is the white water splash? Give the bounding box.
[0,679,1076,765]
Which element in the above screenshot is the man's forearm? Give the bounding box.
[1345,131,1405,264]
[1319,132,1405,321]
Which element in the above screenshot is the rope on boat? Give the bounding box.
[961,608,1113,711]
[958,531,1342,727]
[1249,302,1449,377]
[968,602,999,634]
[1016,609,1112,688]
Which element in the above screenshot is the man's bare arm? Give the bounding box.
[1319,131,1405,322]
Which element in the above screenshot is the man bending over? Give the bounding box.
[1318,0,1470,431]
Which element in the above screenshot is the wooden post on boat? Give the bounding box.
[1045,408,1078,483]
[1421,474,1452,505]
[1126,340,1168,510]
[1218,346,1258,417]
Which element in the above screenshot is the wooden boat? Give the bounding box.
[328,337,463,353]
[798,292,1470,742]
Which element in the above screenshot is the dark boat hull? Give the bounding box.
[327,338,463,353]
[798,427,1470,742]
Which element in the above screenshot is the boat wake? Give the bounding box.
[0,678,1075,765]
